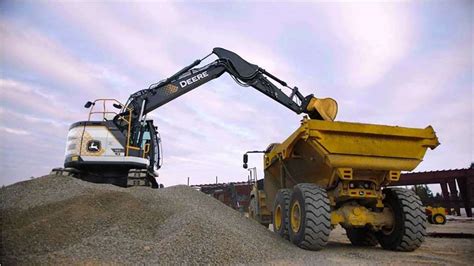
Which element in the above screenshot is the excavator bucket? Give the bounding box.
[305,97,338,121]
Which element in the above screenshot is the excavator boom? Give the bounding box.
[125,48,330,117]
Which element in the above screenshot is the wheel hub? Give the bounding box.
[274,205,282,230]
[381,204,395,235]
[291,201,301,233]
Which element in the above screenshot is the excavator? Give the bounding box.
[62,48,337,188]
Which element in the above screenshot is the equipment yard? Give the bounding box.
[1,174,472,265]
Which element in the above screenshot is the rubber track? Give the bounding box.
[296,183,331,250]
[390,188,426,251]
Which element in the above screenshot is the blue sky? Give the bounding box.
[0,1,472,188]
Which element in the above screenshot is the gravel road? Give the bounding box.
[1,175,473,265]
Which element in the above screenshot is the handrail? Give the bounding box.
[86,99,135,157]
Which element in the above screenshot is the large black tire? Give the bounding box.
[273,189,292,240]
[376,188,426,251]
[346,227,378,246]
[288,184,331,250]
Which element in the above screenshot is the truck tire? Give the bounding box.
[376,188,426,251]
[288,183,331,250]
[432,213,446,225]
[273,189,292,240]
[346,227,378,246]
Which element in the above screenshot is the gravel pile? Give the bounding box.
[1,174,306,264]
[2,175,473,265]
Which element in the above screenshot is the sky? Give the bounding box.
[0,1,472,189]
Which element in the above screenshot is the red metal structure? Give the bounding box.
[193,167,473,217]
[192,181,252,211]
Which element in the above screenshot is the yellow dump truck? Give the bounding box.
[244,117,439,251]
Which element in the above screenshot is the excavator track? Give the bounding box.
[51,167,160,188]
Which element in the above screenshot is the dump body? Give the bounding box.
[263,118,439,207]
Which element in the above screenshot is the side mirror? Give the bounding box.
[113,103,122,109]
[242,153,248,169]
[84,101,94,108]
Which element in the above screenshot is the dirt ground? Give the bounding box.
[294,222,474,265]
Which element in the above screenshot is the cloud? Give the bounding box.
[0,18,138,103]
[46,2,310,100]
[322,3,415,89]
[0,127,30,136]
[0,79,80,122]
[1,22,101,97]
[46,2,182,76]
[337,39,472,124]
[389,43,471,117]
[0,107,69,185]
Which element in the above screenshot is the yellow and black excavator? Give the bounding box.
[62,48,337,188]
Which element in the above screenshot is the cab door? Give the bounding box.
[138,120,162,171]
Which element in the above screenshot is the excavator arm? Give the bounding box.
[117,48,337,146]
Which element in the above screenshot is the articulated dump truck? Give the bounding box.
[246,117,439,251]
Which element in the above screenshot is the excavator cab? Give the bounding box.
[64,99,160,187]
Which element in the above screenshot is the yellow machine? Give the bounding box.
[244,116,439,251]
[426,206,447,225]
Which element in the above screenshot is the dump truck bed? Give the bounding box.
[266,119,439,170]
[263,118,439,204]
